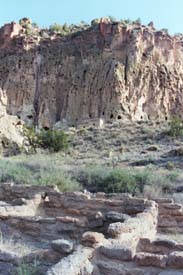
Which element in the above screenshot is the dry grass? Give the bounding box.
[1,120,183,197]
[0,233,36,256]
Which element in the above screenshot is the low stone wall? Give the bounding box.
[136,237,183,269]
[0,183,183,274]
[0,182,58,201]
[155,198,183,233]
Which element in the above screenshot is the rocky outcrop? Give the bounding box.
[0,115,24,156]
[0,19,183,128]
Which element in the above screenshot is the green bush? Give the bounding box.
[23,126,38,152]
[38,129,68,152]
[76,167,151,194]
[91,18,99,26]
[168,116,183,137]
[49,23,64,33]
[104,169,137,193]
[49,23,70,35]
[23,126,69,153]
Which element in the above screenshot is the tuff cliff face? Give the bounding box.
[0,19,183,128]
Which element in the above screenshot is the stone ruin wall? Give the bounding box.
[0,183,183,274]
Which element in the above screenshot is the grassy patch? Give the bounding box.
[0,151,181,197]
[0,232,35,257]
[0,158,81,192]
[17,261,37,275]
[74,165,180,196]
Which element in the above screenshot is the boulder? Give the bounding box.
[51,239,73,254]
[107,222,124,237]
[82,231,105,247]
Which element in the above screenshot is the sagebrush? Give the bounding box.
[23,126,69,153]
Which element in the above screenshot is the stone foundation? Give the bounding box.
[0,183,182,274]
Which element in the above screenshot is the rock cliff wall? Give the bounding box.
[0,19,183,127]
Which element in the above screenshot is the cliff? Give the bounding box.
[0,18,183,128]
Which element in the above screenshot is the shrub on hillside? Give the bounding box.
[49,23,71,35]
[75,165,181,196]
[23,126,38,152]
[38,129,68,152]
[168,116,183,137]
[23,126,68,153]
[76,167,151,194]
[49,23,63,33]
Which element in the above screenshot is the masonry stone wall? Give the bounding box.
[0,184,183,274]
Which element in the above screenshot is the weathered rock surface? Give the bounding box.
[82,231,105,247]
[135,252,167,268]
[51,239,73,254]
[0,115,24,156]
[95,260,144,275]
[47,246,94,275]
[100,243,134,261]
[168,251,183,268]
[0,19,183,128]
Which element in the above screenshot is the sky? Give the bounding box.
[0,0,182,34]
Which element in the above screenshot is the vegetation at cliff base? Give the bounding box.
[23,126,69,153]
[168,116,183,137]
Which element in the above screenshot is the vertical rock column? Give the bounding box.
[33,52,42,126]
